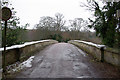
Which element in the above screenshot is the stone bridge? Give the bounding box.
[0,40,120,78]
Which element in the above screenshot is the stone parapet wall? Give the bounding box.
[104,48,120,66]
[68,40,120,67]
[0,40,58,66]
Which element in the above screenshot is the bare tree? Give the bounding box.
[36,16,55,31]
[55,13,66,31]
[69,18,88,31]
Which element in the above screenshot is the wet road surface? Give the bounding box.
[15,43,120,78]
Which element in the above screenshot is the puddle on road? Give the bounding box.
[63,49,73,61]
[64,49,78,58]
[40,62,52,69]
[63,48,89,75]
[73,62,88,71]
[73,62,92,78]
[36,56,44,63]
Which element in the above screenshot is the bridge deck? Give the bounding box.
[14,43,120,78]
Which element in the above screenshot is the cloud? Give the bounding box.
[10,0,92,29]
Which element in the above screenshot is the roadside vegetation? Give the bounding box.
[83,0,120,49]
[1,0,120,50]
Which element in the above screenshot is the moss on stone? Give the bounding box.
[105,47,120,54]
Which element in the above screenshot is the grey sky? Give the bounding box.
[9,0,93,29]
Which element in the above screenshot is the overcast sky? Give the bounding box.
[8,0,93,29]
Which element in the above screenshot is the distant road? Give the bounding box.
[15,43,120,78]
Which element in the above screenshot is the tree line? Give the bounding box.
[1,0,106,48]
[83,0,120,48]
[34,13,89,31]
[30,13,96,43]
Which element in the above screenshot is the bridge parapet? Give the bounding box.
[68,40,120,67]
[0,40,58,66]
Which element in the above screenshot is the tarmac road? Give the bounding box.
[15,43,120,78]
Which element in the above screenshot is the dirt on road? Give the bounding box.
[14,43,120,78]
